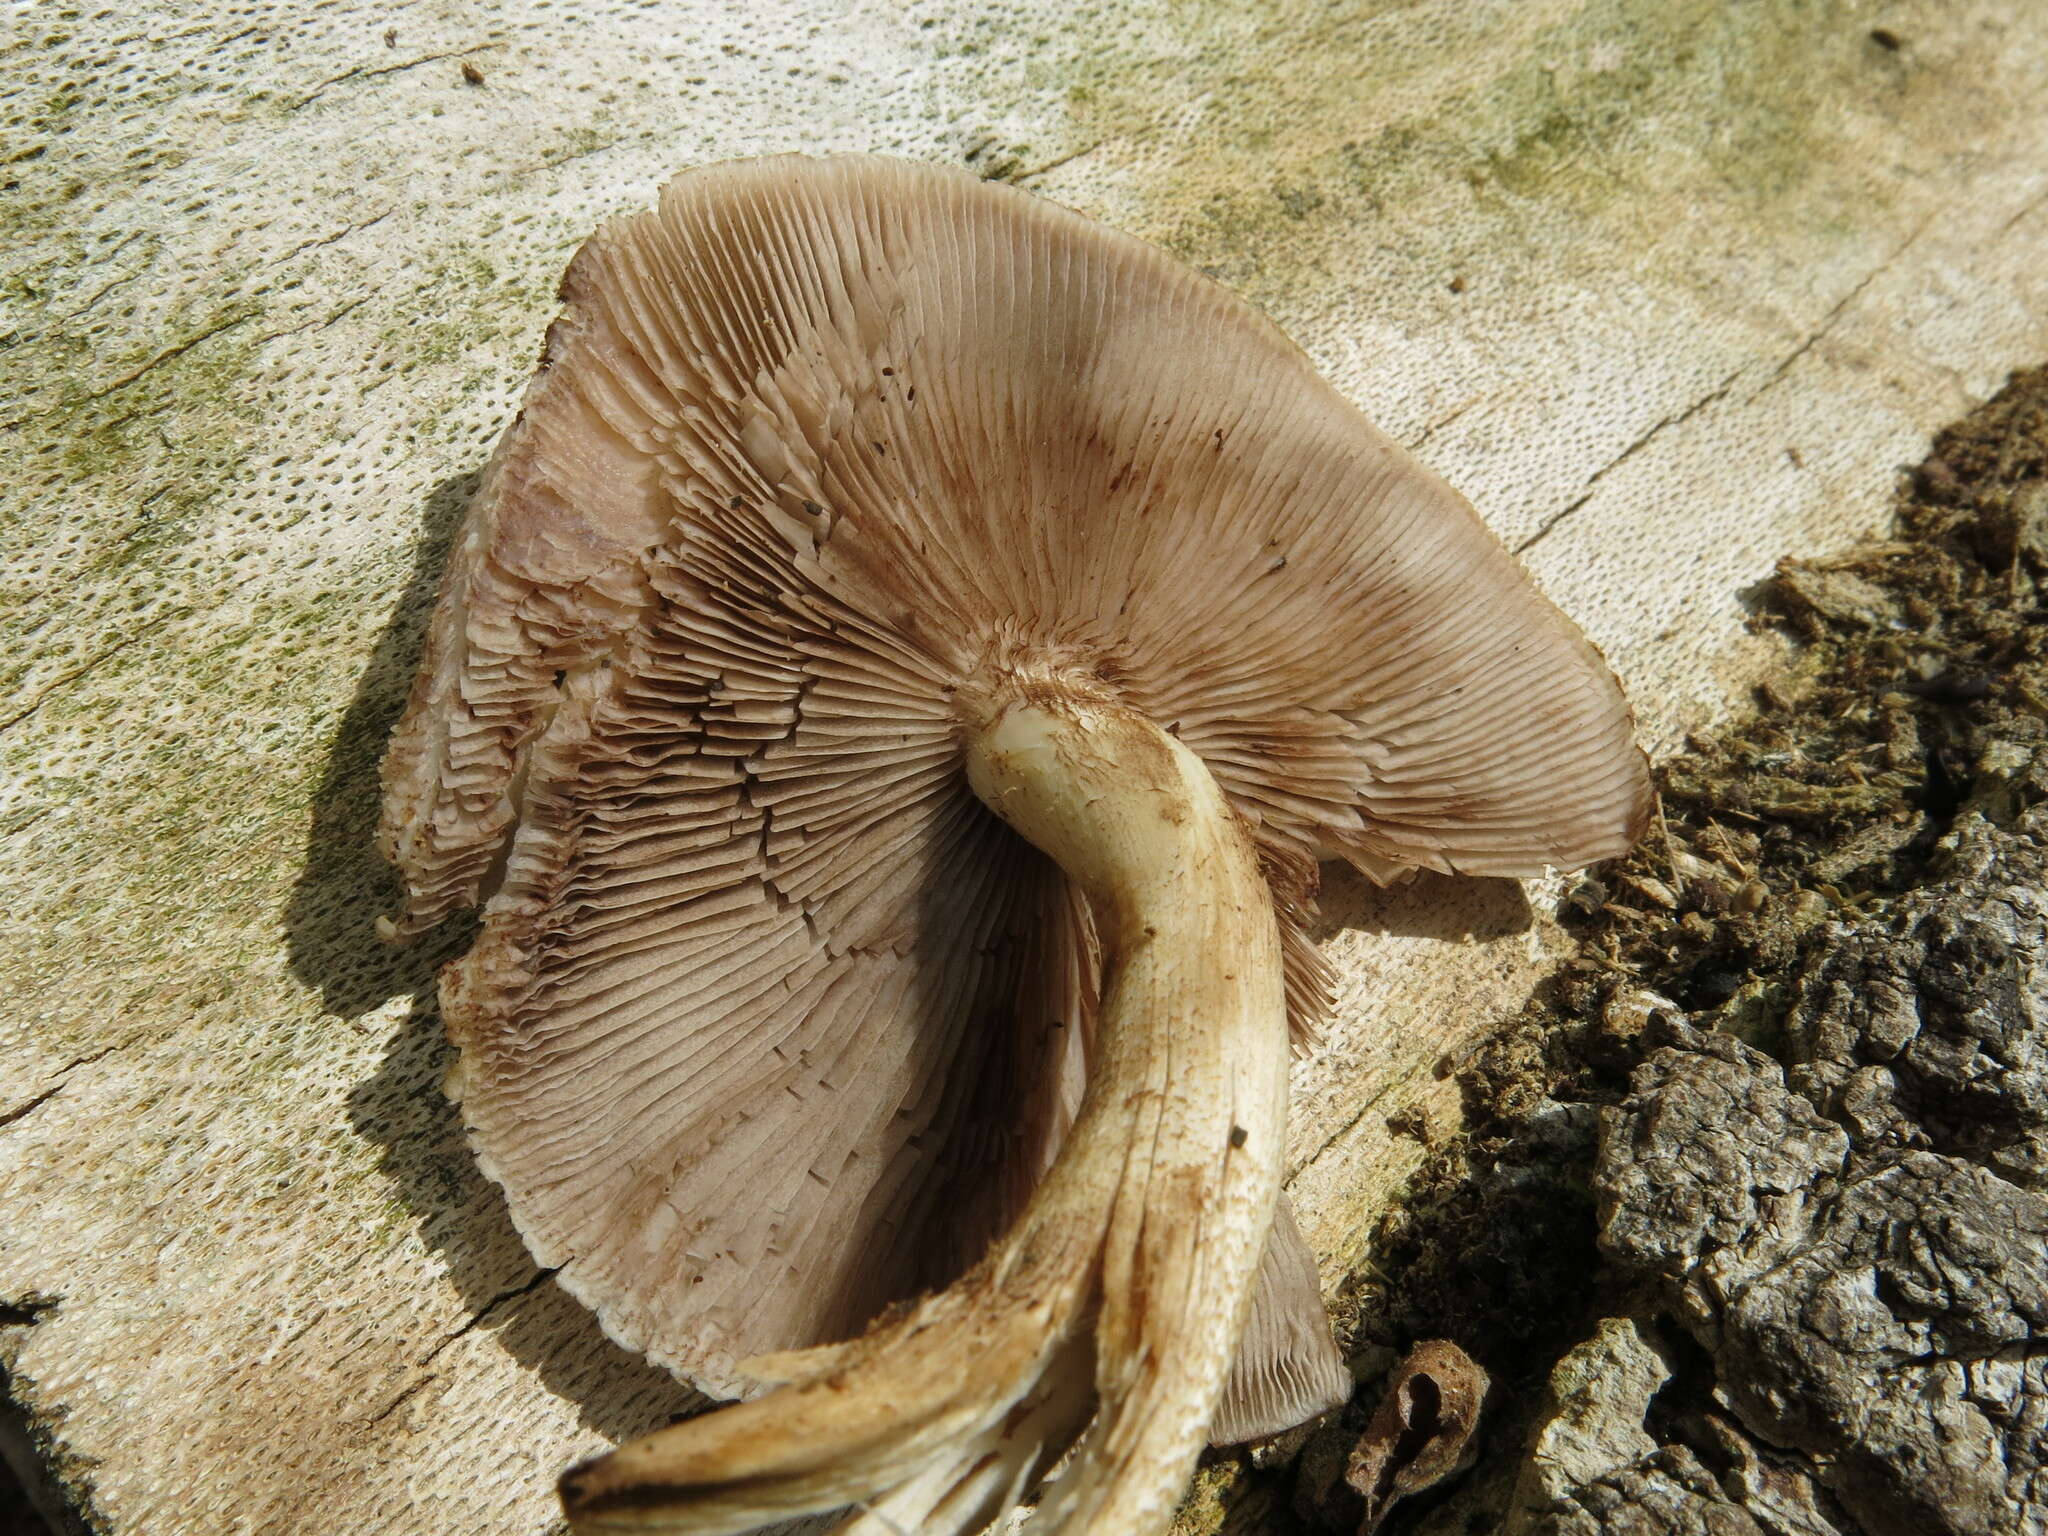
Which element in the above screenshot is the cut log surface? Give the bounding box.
[2,3,2047,1532]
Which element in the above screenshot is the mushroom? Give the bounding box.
[377,154,1649,1535]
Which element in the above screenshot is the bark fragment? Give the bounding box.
[1313,369,2048,1536]
[1541,1447,1768,1536]
[1506,1316,1671,1524]
[1594,778,2048,1535]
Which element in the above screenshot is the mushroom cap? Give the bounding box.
[378,154,1649,1398]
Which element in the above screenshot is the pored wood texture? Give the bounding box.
[3,3,2046,1532]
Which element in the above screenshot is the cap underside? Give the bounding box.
[378,154,1647,1403]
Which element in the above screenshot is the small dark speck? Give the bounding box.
[1786,446,1805,469]
[383,26,397,46]
[1448,274,1467,293]
[1905,669,1992,702]
[1268,554,1288,571]
[1869,27,1903,50]
[729,495,746,510]
[1229,1125,1248,1148]
[906,386,917,403]
[1692,970,1743,1006]
[871,441,887,454]
[881,366,895,376]
[459,61,486,86]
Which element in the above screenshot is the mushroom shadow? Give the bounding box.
[285,468,477,1022]
[283,468,698,1448]
[342,985,705,1446]
[1309,861,1535,947]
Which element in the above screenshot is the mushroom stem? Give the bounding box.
[560,692,1289,1536]
[968,697,1294,1530]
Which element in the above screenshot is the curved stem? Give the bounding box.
[560,694,1290,1536]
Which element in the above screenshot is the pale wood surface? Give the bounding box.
[4,2,2047,1532]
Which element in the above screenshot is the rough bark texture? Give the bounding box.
[1542,1448,1767,1536]
[1594,798,2048,1536]
[1268,370,2048,1536]
[8,3,2048,1534]
[1577,394,2048,1536]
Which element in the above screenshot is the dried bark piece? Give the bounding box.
[1544,1447,1768,1536]
[1784,788,2048,1188]
[1594,763,2048,1533]
[1508,1316,1671,1523]
[1417,383,2048,1536]
[1597,1005,2048,1534]
[1498,1319,1846,1536]
[1693,1414,1852,1536]
[1595,1027,1850,1332]
[1343,1339,1489,1534]
[1769,558,1909,633]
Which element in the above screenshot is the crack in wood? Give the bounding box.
[358,1270,562,1426]
[1,637,147,735]
[0,1046,122,1130]
[1515,363,1748,558]
[290,45,496,111]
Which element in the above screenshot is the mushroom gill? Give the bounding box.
[377,153,1650,1536]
